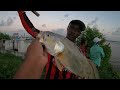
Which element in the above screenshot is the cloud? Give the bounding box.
[51,28,66,36]
[116,27,120,32]
[0,20,5,26]
[88,17,98,26]
[41,24,46,27]
[61,14,70,21]
[64,14,69,18]
[112,27,120,35]
[93,24,98,29]
[6,17,14,26]
[0,17,15,27]
[61,19,64,21]
[4,29,32,37]
[13,17,16,20]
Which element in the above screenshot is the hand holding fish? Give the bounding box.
[26,39,48,66]
[16,11,100,79]
[14,39,48,79]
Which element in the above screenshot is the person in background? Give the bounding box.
[89,37,105,68]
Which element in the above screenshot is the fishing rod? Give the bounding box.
[31,11,45,49]
[31,11,40,17]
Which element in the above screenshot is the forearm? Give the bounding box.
[13,30,47,79]
[13,58,45,79]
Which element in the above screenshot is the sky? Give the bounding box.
[0,11,120,41]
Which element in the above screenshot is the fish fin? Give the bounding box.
[56,52,64,60]
[54,41,64,55]
[87,59,100,79]
[54,57,64,71]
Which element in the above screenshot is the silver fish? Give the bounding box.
[37,31,100,79]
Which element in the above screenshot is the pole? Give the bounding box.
[31,11,40,17]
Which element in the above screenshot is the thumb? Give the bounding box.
[43,47,48,57]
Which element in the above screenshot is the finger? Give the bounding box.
[36,33,41,40]
[41,44,45,50]
[33,39,41,45]
[35,39,46,51]
[43,47,48,56]
[30,39,43,50]
[43,50,48,57]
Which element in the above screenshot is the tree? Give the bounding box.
[76,26,105,47]
[0,32,10,40]
[76,26,120,79]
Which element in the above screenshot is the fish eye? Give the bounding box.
[47,34,49,37]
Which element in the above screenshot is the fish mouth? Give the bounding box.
[36,33,44,43]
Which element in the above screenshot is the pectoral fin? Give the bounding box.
[54,57,64,71]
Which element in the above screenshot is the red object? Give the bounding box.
[18,11,36,38]
[44,53,79,79]
[80,46,87,57]
[18,11,79,79]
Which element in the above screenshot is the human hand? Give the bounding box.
[25,39,48,67]
[13,39,48,79]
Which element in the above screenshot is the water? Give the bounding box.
[107,40,120,71]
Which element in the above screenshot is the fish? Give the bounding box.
[36,31,100,79]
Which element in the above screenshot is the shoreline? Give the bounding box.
[106,40,120,72]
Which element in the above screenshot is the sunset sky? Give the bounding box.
[0,11,120,41]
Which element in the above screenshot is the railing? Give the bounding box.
[0,39,32,59]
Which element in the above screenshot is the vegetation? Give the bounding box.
[0,53,23,79]
[0,27,120,79]
[76,26,120,79]
[0,32,11,40]
[76,26,105,47]
[99,45,120,79]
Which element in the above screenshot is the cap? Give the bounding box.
[93,37,101,43]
